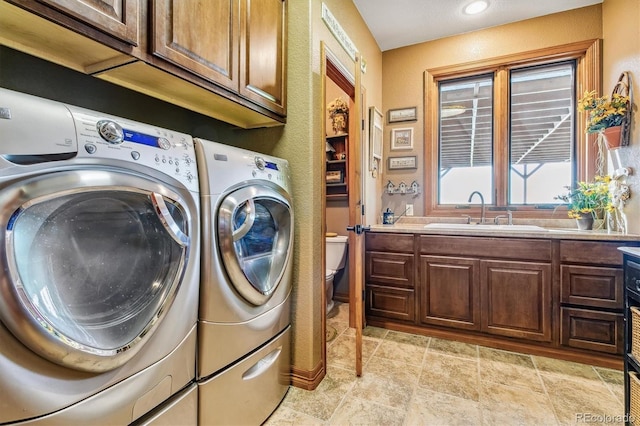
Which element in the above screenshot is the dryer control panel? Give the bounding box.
[195,139,291,195]
[68,107,199,193]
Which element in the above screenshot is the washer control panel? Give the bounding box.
[69,107,198,192]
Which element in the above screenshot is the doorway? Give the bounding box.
[321,44,365,376]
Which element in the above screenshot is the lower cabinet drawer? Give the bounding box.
[560,307,623,354]
[366,284,415,322]
[560,265,623,309]
[366,251,414,289]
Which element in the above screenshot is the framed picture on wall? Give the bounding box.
[388,156,417,170]
[388,107,417,123]
[369,107,383,170]
[391,128,413,150]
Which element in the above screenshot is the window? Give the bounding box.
[439,74,494,204]
[509,63,575,205]
[425,40,601,217]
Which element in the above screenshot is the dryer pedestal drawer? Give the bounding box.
[198,326,291,425]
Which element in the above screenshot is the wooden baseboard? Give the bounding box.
[334,293,349,303]
[290,360,325,390]
[367,318,623,370]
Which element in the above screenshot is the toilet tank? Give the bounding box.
[326,235,348,271]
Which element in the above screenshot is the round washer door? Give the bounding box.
[0,170,193,372]
[217,182,293,306]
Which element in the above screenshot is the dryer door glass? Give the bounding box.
[5,189,188,369]
[218,185,293,306]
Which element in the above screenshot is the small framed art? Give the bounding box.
[391,128,413,150]
[388,156,417,170]
[388,107,417,123]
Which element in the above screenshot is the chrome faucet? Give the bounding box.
[467,191,485,224]
[494,210,513,225]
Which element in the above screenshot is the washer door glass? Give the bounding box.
[218,184,293,306]
[0,172,191,372]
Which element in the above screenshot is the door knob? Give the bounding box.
[346,225,370,234]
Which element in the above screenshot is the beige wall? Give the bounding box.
[249,0,638,381]
[603,0,640,233]
[381,5,603,216]
[264,0,382,376]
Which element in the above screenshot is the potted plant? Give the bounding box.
[327,97,349,134]
[578,90,630,150]
[555,175,614,230]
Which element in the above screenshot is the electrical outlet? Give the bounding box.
[406,204,414,216]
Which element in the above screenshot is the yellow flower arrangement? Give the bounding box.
[578,90,630,134]
[555,175,614,219]
[327,97,349,117]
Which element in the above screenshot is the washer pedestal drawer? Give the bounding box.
[134,383,197,426]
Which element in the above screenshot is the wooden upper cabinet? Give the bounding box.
[29,0,140,45]
[152,0,286,115]
[152,0,239,90]
[239,0,286,115]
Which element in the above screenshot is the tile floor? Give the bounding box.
[266,302,625,425]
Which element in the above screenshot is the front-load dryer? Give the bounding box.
[194,139,293,425]
[0,88,200,425]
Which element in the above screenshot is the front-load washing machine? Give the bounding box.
[0,88,200,425]
[194,139,293,425]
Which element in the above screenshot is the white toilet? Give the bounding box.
[325,235,348,314]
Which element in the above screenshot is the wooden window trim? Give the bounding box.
[424,39,601,218]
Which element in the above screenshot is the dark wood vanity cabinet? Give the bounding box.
[559,241,626,355]
[365,233,415,323]
[365,231,638,367]
[419,235,552,342]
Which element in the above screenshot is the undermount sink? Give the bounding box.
[423,223,547,232]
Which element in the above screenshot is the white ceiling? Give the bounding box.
[352,0,603,51]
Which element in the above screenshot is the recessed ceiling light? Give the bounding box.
[464,0,489,15]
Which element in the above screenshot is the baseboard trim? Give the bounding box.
[290,360,325,390]
[367,318,623,370]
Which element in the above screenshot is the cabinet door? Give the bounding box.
[481,260,552,342]
[420,256,480,330]
[239,0,286,115]
[561,307,623,354]
[152,0,240,90]
[8,0,140,45]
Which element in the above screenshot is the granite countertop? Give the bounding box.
[369,217,640,241]
[620,247,640,256]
